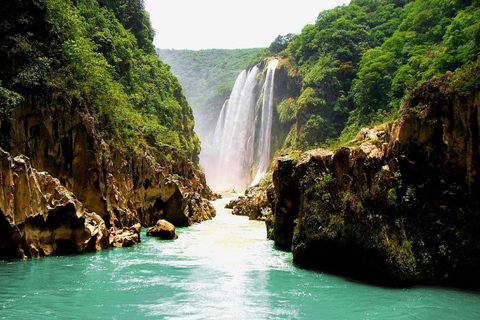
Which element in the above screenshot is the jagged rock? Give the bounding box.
[146,219,178,240]
[0,90,216,259]
[109,223,141,248]
[231,186,273,221]
[211,193,222,200]
[265,75,480,289]
[83,212,109,251]
[161,190,216,227]
[225,198,240,209]
[0,149,109,258]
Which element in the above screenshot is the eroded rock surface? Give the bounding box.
[146,219,177,240]
[0,150,109,258]
[110,223,142,248]
[0,92,215,259]
[231,185,274,221]
[261,75,480,289]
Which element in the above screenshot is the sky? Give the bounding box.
[144,0,350,50]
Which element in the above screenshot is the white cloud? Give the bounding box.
[144,0,350,49]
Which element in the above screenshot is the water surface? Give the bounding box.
[1,194,479,319]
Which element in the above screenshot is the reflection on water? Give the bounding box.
[1,193,479,319]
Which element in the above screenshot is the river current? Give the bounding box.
[1,194,479,319]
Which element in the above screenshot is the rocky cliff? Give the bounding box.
[242,74,480,289]
[0,94,215,259]
[0,0,217,260]
[0,149,108,258]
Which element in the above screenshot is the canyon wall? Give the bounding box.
[240,74,480,289]
[0,95,215,259]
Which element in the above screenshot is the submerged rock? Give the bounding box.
[146,220,178,240]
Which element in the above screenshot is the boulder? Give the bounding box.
[146,219,178,240]
[225,198,240,209]
[231,187,273,221]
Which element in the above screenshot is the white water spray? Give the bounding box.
[250,59,279,187]
[206,66,260,191]
[202,59,278,192]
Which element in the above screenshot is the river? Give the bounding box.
[1,194,479,319]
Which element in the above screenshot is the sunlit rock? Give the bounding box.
[0,149,109,259]
[110,223,141,248]
[146,219,178,240]
[266,74,480,289]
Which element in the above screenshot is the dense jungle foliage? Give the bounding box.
[157,48,263,137]
[262,0,480,149]
[0,0,199,157]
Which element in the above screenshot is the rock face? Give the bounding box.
[0,93,216,259]
[225,198,239,209]
[266,75,480,289]
[110,223,142,248]
[0,150,109,258]
[231,185,274,221]
[146,220,177,240]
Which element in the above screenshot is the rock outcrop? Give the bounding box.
[146,219,177,240]
[225,198,239,209]
[264,75,480,289]
[110,223,142,248]
[0,92,216,259]
[231,185,274,221]
[0,0,216,260]
[0,150,109,258]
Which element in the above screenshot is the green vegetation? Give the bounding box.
[0,84,22,126]
[157,48,263,137]
[259,0,480,151]
[0,0,199,157]
[291,157,420,285]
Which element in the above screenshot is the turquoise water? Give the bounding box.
[1,194,479,319]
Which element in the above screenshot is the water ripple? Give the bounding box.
[0,195,479,319]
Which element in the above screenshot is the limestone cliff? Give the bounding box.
[0,0,216,260]
[243,74,480,289]
[0,150,109,258]
[0,95,215,259]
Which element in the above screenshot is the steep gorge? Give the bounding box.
[0,69,216,260]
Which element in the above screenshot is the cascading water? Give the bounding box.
[206,66,260,191]
[250,59,279,187]
[202,59,278,192]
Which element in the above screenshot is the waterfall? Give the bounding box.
[207,66,260,191]
[212,100,228,148]
[250,59,279,187]
[202,59,278,192]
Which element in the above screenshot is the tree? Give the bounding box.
[268,34,296,55]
